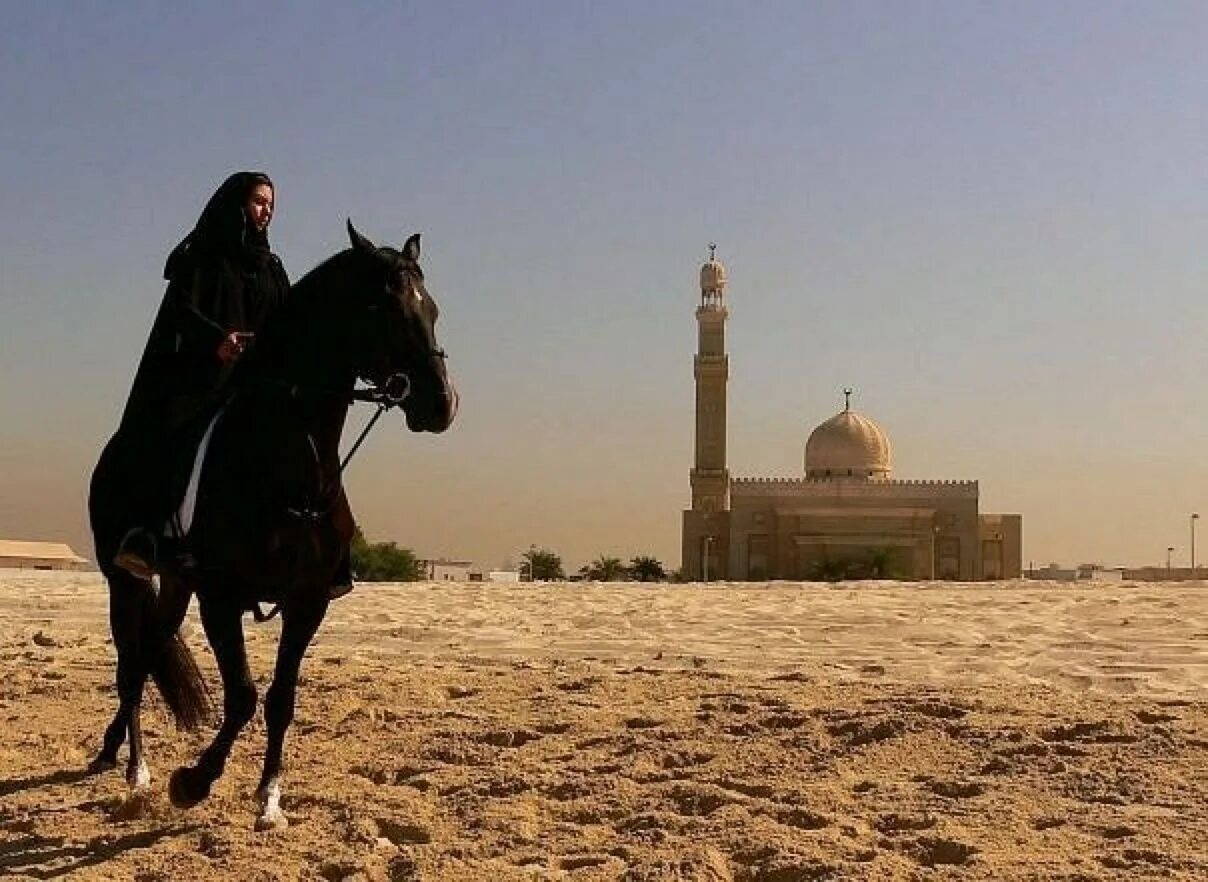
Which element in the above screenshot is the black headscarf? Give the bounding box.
[119,171,289,438]
[164,171,276,280]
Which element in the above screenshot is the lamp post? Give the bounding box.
[1166,546,1175,573]
[1192,513,1199,571]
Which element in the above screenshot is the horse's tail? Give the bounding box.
[134,576,210,731]
[90,431,210,730]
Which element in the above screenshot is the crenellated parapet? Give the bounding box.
[731,476,978,500]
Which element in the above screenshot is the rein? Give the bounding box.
[248,372,412,625]
[341,373,412,475]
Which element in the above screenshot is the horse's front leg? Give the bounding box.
[255,594,329,831]
[169,597,254,809]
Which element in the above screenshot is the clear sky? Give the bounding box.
[2,2,1207,572]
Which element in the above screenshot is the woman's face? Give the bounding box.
[244,183,274,232]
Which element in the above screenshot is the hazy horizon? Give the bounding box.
[3,3,1207,573]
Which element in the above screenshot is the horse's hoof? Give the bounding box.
[168,766,210,809]
[87,755,117,774]
[114,787,153,821]
[254,807,289,832]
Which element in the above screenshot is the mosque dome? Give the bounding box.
[700,257,726,291]
[805,396,892,479]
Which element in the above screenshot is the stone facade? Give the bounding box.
[681,254,1022,582]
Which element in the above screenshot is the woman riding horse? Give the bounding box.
[88,220,457,829]
[111,172,353,596]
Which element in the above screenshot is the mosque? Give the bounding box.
[681,250,1022,582]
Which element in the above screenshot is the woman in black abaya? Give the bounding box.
[113,171,289,578]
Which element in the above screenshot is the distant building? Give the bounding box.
[1121,566,1206,582]
[1025,563,1126,582]
[681,251,1023,582]
[1025,564,1078,581]
[464,567,522,583]
[423,558,474,581]
[0,540,91,571]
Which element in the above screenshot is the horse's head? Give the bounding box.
[346,220,457,433]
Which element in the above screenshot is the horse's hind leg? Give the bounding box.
[90,574,146,774]
[255,596,329,831]
[122,576,193,794]
[169,598,254,809]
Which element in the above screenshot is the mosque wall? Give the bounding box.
[978,514,1023,580]
[681,508,730,581]
[728,482,982,580]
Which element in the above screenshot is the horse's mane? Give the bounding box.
[236,248,359,382]
[291,249,356,296]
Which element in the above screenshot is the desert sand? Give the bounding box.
[0,571,1204,880]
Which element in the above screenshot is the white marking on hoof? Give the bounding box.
[255,806,288,831]
[127,759,151,791]
[254,777,287,831]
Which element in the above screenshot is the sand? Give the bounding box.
[0,572,1204,880]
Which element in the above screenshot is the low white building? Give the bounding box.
[0,540,91,571]
[423,558,474,581]
[423,559,523,583]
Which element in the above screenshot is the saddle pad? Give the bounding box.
[166,405,226,538]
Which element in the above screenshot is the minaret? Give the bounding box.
[690,244,730,513]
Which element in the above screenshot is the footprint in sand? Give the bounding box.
[624,716,663,730]
[663,782,737,817]
[375,818,432,846]
[927,779,986,799]
[1135,709,1177,724]
[558,854,613,871]
[875,813,936,834]
[1031,815,1066,830]
[827,716,906,746]
[774,807,830,830]
[902,835,978,867]
[476,728,542,748]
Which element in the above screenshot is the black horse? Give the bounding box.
[87,222,456,829]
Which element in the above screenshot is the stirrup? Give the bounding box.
[113,528,157,580]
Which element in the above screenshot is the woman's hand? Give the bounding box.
[217,331,251,364]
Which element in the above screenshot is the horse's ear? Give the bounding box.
[347,219,377,255]
[402,233,421,262]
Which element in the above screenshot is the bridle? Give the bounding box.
[340,372,412,474]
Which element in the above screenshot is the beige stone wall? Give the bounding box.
[681,509,731,581]
[728,479,983,581]
[979,514,1022,580]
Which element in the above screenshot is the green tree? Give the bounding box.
[522,545,564,581]
[350,527,425,581]
[809,555,850,582]
[862,547,900,579]
[582,555,627,581]
[628,555,666,582]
